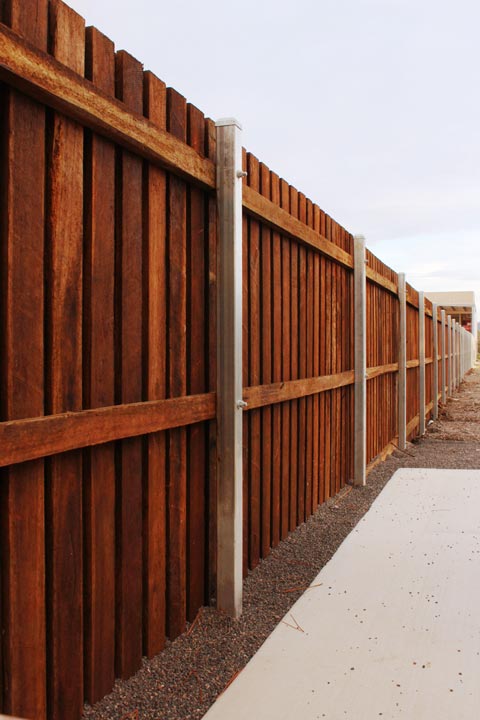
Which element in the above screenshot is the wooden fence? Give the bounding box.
[0,1,474,718]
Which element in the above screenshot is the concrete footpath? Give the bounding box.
[203,468,480,719]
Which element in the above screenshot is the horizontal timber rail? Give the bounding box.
[366,441,398,476]
[242,185,353,268]
[0,393,215,467]
[366,363,399,380]
[243,371,354,410]
[0,22,407,297]
[243,187,401,295]
[0,23,215,188]
[406,414,420,436]
[365,266,398,294]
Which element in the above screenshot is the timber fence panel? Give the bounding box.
[241,160,356,558]
[0,1,472,717]
[365,252,399,467]
[406,286,420,439]
[0,2,48,718]
[0,2,215,715]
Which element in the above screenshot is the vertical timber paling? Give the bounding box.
[353,235,366,486]
[46,3,85,718]
[187,102,208,621]
[143,70,167,657]
[0,1,48,719]
[397,273,407,450]
[166,87,188,640]
[247,154,261,570]
[83,25,116,704]
[115,49,144,679]
[259,163,272,557]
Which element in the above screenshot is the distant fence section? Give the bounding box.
[0,1,475,719]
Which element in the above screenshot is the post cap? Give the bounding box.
[215,117,243,130]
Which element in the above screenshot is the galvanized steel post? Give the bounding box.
[432,303,438,420]
[441,310,446,404]
[457,324,461,386]
[397,273,407,450]
[454,320,460,388]
[452,320,456,392]
[215,118,244,618]
[353,235,366,486]
[418,291,426,435]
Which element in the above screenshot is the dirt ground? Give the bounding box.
[83,366,480,720]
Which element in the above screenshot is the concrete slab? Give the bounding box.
[203,469,480,720]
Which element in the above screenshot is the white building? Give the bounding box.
[426,290,477,363]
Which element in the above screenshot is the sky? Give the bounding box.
[69,0,480,310]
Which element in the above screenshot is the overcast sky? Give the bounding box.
[69,0,480,310]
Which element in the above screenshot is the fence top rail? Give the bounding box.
[0,15,427,302]
[365,265,398,295]
[0,21,216,188]
[242,184,354,269]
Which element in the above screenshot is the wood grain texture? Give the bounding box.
[166,87,188,639]
[305,203,314,516]
[83,25,116,704]
[324,219,332,499]
[289,187,299,531]
[0,394,215,468]
[0,1,47,718]
[142,70,167,657]
[366,264,398,294]
[187,102,207,619]
[280,179,291,539]
[366,363,400,380]
[45,4,85,717]
[243,184,352,269]
[247,154,261,569]
[297,194,307,524]
[259,163,272,556]
[206,118,217,601]
[114,49,144,679]
[319,219,327,504]
[0,3,434,713]
[329,222,338,495]
[270,172,282,547]
[0,23,215,188]
[312,208,320,510]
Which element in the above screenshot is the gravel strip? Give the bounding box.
[83,367,480,720]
